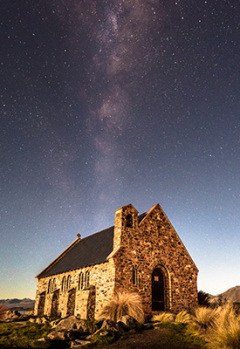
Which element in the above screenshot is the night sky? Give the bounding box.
[1,0,239,299]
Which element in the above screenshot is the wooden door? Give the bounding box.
[152,268,165,311]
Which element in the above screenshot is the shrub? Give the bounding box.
[198,290,211,307]
[0,304,7,321]
[152,312,175,323]
[191,307,217,332]
[175,310,192,324]
[207,302,240,348]
[98,292,144,323]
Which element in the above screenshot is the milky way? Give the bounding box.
[0,0,240,298]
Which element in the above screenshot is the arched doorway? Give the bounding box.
[152,268,165,311]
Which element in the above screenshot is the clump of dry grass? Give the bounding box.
[206,302,240,349]
[152,312,175,323]
[0,304,7,321]
[191,307,217,333]
[98,292,144,323]
[175,310,191,324]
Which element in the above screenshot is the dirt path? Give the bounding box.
[87,327,204,349]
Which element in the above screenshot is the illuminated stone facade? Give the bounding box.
[34,203,198,319]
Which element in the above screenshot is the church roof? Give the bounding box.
[37,226,114,279]
[37,212,147,279]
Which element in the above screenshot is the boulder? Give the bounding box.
[47,330,68,341]
[55,316,88,333]
[120,315,138,328]
[3,310,21,321]
[70,339,91,348]
[116,320,130,332]
[36,316,48,324]
[99,319,118,332]
[50,319,61,328]
[89,329,119,345]
[28,318,36,323]
[35,338,51,348]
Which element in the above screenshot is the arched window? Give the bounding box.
[62,276,66,292]
[85,271,90,288]
[48,279,52,293]
[78,272,84,290]
[126,214,133,228]
[67,275,71,290]
[132,267,140,287]
[52,278,56,292]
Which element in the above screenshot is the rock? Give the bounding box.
[120,315,138,328]
[36,317,48,324]
[3,310,21,321]
[47,330,67,341]
[143,322,154,330]
[41,317,49,324]
[100,319,118,332]
[55,316,88,333]
[116,320,129,332]
[50,319,61,328]
[28,318,36,323]
[90,329,119,345]
[70,339,91,348]
[35,338,51,348]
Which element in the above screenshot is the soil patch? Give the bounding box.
[87,327,204,349]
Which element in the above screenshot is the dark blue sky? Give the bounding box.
[0,0,239,298]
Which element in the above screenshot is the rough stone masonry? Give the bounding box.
[34,203,198,319]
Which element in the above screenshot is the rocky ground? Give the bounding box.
[1,310,204,349]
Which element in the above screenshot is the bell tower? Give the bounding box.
[113,204,138,250]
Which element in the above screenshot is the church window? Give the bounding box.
[48,279,52,293]
[78,272,84,290]
[52,278,56,292]
[62,276,67,292]
[132,267,140,286]
[126,214,133,228]
[67,275,71,290]
[85,271,90,288]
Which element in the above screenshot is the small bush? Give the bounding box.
[98,292,144,323]
[191,307,217,332]
[198,290,211,307]
[152,312,175,323]
[207,302,240,349]
[175,310,192,324]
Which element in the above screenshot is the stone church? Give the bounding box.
[34,203,198,319]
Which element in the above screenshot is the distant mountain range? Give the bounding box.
[210,286,240,304]
[0,298,35,310]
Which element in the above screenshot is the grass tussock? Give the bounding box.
[175,310,192,324]
[191,307,217,332]
[152,303,240,348]
[152,312,175,323]
[99,292,144,323]
[206,302,240,349]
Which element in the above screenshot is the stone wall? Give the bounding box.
[34,203,198,319]
[112,204,198,316]
[34,258,116,318]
